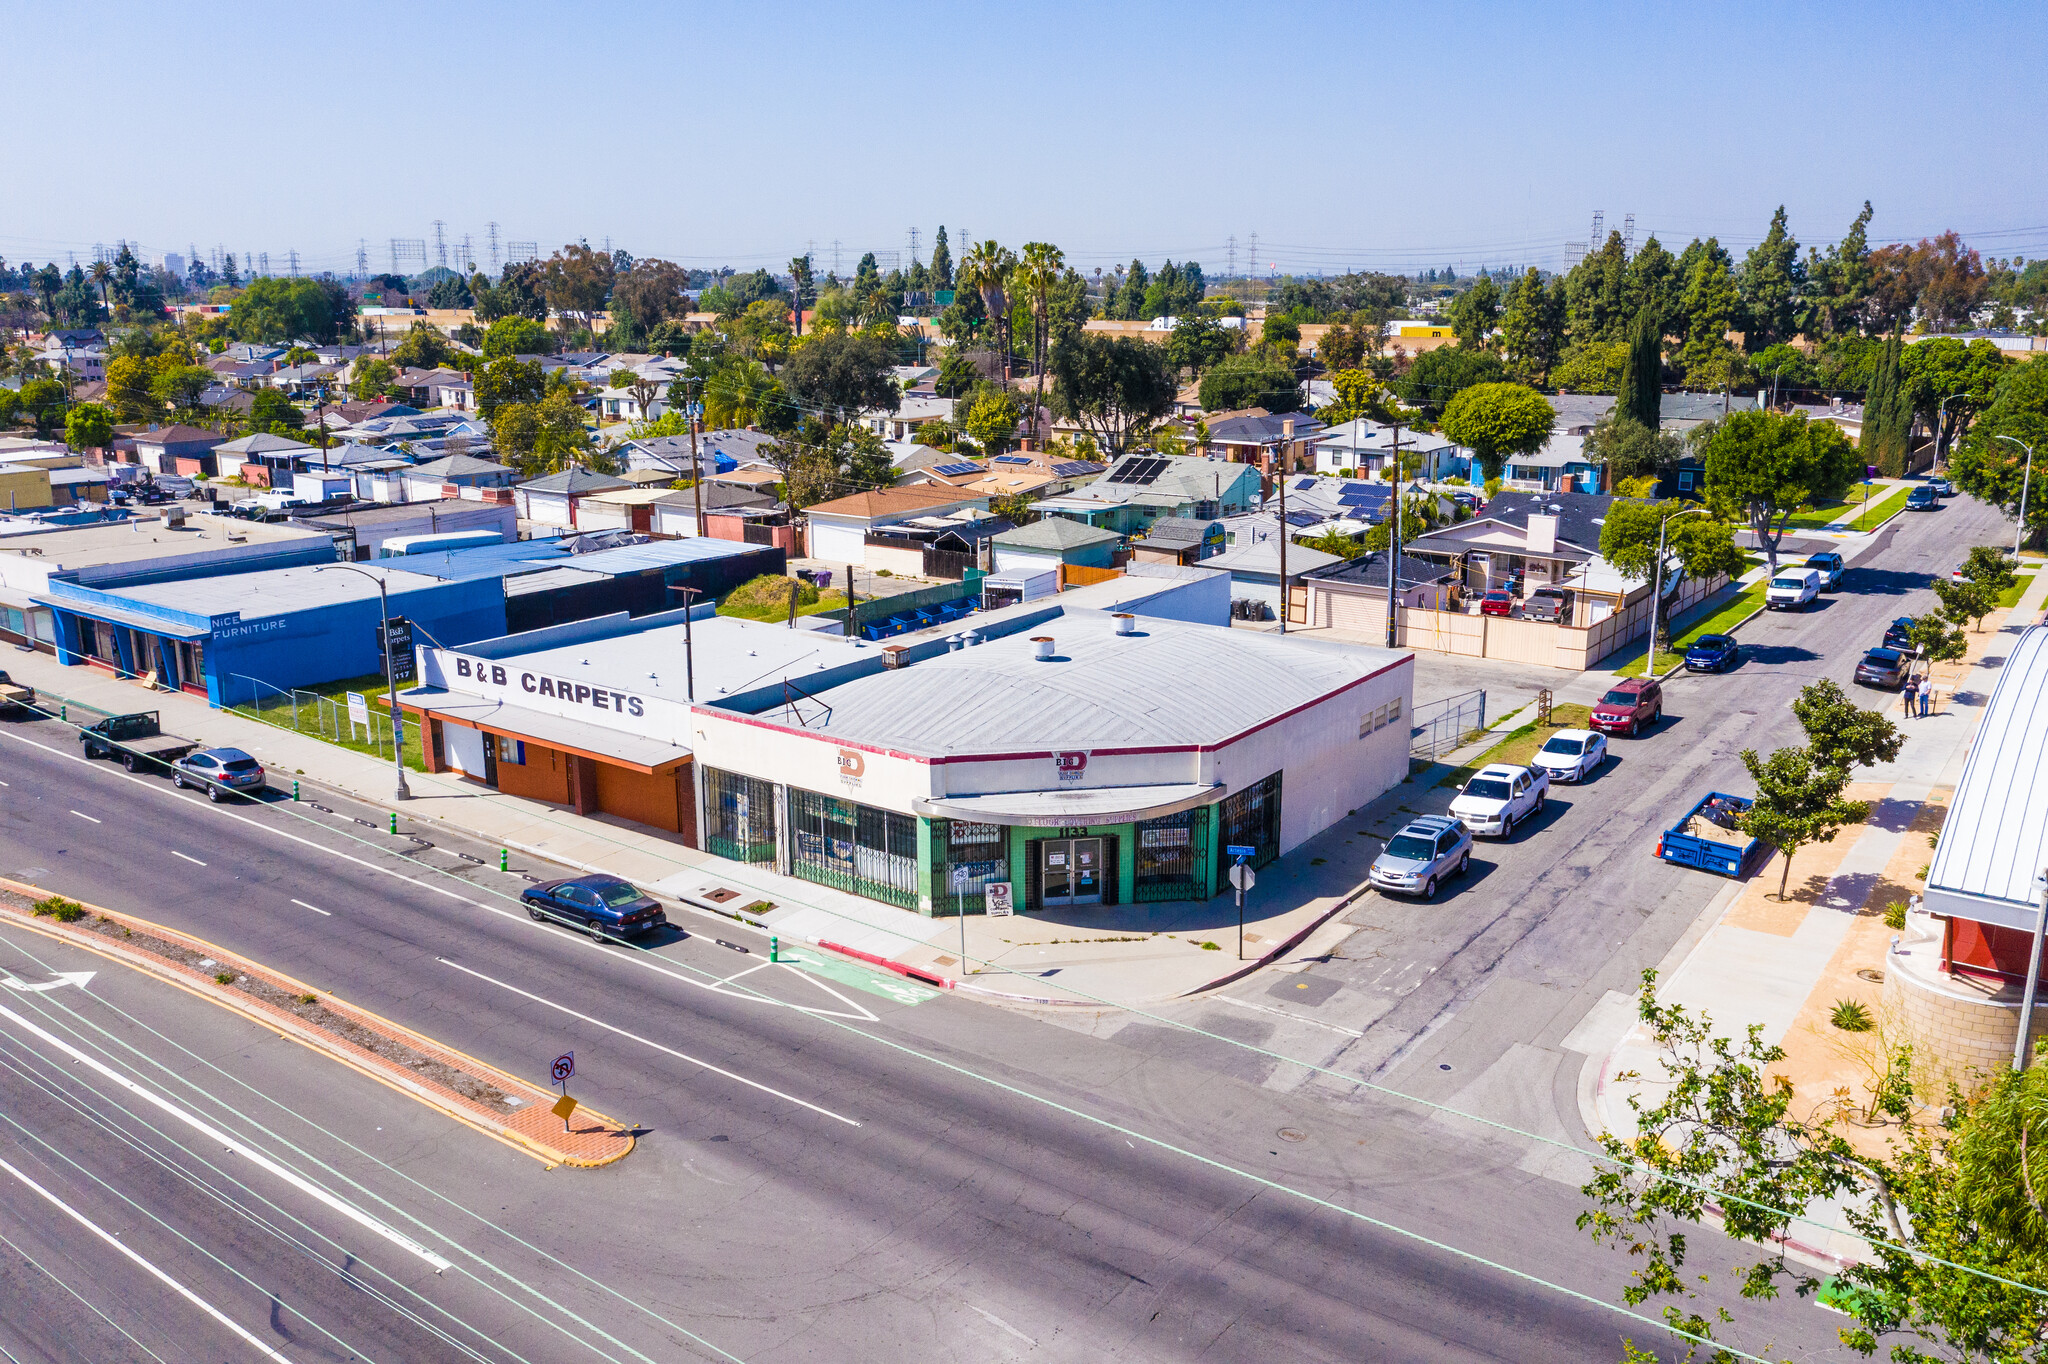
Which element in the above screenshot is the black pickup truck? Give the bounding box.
[78,711,201,772]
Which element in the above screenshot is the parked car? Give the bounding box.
[171,747,267,801]
[1479,590,1514,617]
[0,670,34,717]
[1524,586,1575,623]
[1906,486,1939,511]
[1684,633,1741,673]
[1449,762,1550,837]
[1883,616,1917,650]
[1368,815,1472,899]
[78,711,200,772]
[1928,477,1955,498]
[1534,728,1607,784]
[521,874,669,939]
[1803,551,1846,591]
[1855,647,1909,689]
[1765,568,1821,610]
[1448,491,1483,514]
[1590,678,1663,737]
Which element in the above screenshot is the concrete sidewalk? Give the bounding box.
[1,644,1416,1011]
[1571,565,2048,1265]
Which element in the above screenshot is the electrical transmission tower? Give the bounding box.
[908,227,919,268]
[1622,213,1636,256]
[258,252,271,277]
[460,234,473,272]
[1226,235,1236,280]
[389,239,428,273]
[832,240,842,275]
[506,241,537,265]
[356,240,369,278]
[287,249,300,277]
[1589,210,1605,249]
[487,222,500,272]
[432,221,448,270]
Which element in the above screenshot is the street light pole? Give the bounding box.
[1998,435,2036,558]
[1644,507,1709,678]
[2017,870,2048,1070]
[314,564,411,801]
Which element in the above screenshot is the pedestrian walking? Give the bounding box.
[1902,675,1919,718]
[1920,676,1934,717]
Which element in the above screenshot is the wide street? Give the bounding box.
[1158,492,2007,1144]
[0,670,1858,1361]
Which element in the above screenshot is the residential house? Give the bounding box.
[402,454,518,503]
[1298,551,1458,636]
[1312,419,1464,480]
[616,434,729,481]
[1201,412,1325,480]
[215,431,319,487]
[1029,452,1262,537]
[515,469,633,529]
[858,394,957,442]
[1503,431,1609,495]
[130,425,227,477]
[1401,490,1617,601]
[1129,517,1227,566]
[804,485,993,567]
[1206,535,1347,617]
[988,518,1123,574]
[650,481,781,538]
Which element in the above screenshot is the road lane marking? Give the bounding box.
[68,810,101,823]
[289,899,332,917]
[0,1151,292,1363]
[0,971,95,993]
[968,1304,1036,1346]
[169,851,206,866]
[1213,994,1366,1038]
[437,957,862,1127]
[0,999,453,1272]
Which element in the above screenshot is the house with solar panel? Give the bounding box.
[1028,454,1262,537]
[1313,418,1468,480]
[803,485,995,568]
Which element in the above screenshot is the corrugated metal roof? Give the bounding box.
[562,537,770,576]
[797,609,1401,756]
[1925,623,2048,931]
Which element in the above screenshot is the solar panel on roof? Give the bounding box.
[1284,510,1322,528]
[1294,478,1316,490]
[994,455,1033,465]
[1116,456,1170,485]
[1050,461,1099,477]
[931,462,981,477]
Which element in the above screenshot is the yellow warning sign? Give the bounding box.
[551,1094,578,1122]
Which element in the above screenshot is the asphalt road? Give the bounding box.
[0,710,1853,1361]
[1171,494,2007,1122]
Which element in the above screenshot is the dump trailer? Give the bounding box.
[1656,791,1766,878]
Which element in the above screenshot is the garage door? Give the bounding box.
[443,724,487,779]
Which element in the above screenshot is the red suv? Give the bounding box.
[1590,678,1662,737]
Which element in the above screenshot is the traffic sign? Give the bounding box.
[1226,844,1258,859]
[551,1093,579,1122]
[986,883,1014,917]
[550,1052,575,1085]
[1230,863,1256,892]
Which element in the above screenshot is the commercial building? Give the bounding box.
[396,567,1411,916]
[294,499,518,560]
[39,558,505,704]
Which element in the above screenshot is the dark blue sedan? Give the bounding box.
[521,875,669,939]
[1883,616,1916,650]
[1684,633,1741,673]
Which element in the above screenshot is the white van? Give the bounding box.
[1765,567,1821,611]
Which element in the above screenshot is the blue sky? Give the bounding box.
[7,1,2044,278]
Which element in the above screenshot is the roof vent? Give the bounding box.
[1031,636,1055,661]
[883,644,909,669]
[1113,613,1136,636]
[962,629,982,647]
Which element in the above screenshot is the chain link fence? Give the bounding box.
[1410,689,1487,763]
[225,673,416,765]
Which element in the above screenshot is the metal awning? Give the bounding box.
[394,687,692,774]
[32,596,211,640]
[915,782,1218,828]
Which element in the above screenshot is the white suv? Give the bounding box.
[1448,763,1549,838]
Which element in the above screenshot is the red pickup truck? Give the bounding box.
[1590,678,1663,737]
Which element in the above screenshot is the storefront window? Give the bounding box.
[1217,772,1281,875]
[930,819,1006,917]
[1135,806,1208,902]
[703,767,777,865]
[789,787,917,909]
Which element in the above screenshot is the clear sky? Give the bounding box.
[7,0,2044,279]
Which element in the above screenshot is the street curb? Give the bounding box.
[0,877,634,1170]
[1189,882,1378,997]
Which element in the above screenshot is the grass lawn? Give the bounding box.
[1997,572,2037,609]
[717,588,853,623]
[1846,487,1913,533]
[1779,482,1895,529]
[1436,703,1593,788]
[1616,578,1773,678]
[224,672,427,772]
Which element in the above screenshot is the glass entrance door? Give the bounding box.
[1040,837,1103,907]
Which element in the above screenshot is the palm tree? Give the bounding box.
[89,260,113,310]
[1016,243,1065,447]
[704,360,781,429]
[958,241,1017,380]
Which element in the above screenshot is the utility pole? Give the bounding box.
[687,379,706,537]
[1276,433,1287,635]
[1385,423,1409,649]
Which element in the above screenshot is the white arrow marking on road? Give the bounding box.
[68,810,101,823]
[170,850,206,866]
[1,971,95,993]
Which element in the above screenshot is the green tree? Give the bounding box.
[1393,344,1505,415]
[150,364,212,416]
[1933,575,1998,632]
[481,315,552,358]
[1198,349,1301,413]
[1701,409,1861,574]
[1960,544,2018,596]
[962,387,1023,454]
[1863,329,1915,476]
[1676,242,1743,386]
[1613,307,1662,425]
[104,355,159,422]
[959,241,1017,377]
[1496,269,1566,384]
[388,322,455,371]
[63,402,114,453]
[0,388,20,428]
[1166,316,1236,380]
[475,357,545,420]
[1751,342,1816,397]
[1901,336,2011,463]
[248,387,304,435]
[703,360,786,431]
[1738,206,1802,351]
[1550,342,1628,394]
[1907,609,1968,665]
[539,243,615,337]
[1016,241,1065,423]
[781,331,898,428]
[231,275,352,344]
[350,358,398,401]
[1444,276,1500,350]
[1320,369,1396,426]
[928,226,953,292]
[492,403,541,473]
[530,389,591,472]
[1583,413,1682,483]
[1597,500,1743,585]
[1359,491,1446,552]
[18,378,66,435]
[1741,744,1869,899]
[1799,201,1874,338]
[1951,357,2048,546]
[1049,333,1177,453]
[1791,677,1903,773]
[1440,382,1554,483]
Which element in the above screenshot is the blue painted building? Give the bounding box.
[38,560,507,706]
